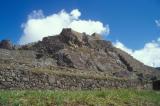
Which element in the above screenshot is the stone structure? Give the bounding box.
[0,66,152,90]
[0,28,159,90]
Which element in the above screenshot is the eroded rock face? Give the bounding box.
[60,28,84,46]
[30,29,126,73]
[23,28,158,81]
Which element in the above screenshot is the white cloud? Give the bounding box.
[114,38,160,67]
[28,10,44,19]
[155,20,160,27]
[113,40,133,54]
[19,9,109,44]
[70,9,81,19]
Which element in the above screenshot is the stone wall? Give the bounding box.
[0,68,152,90]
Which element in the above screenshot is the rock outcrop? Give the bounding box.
[0,40,14,50]
[0,28,159,90]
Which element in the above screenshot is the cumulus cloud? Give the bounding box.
[114,38,160,67]
[155,20,160,27]
[19,9,109,44]
[114,40,133,54]
[70,9,81,19]
[28,10,44,19]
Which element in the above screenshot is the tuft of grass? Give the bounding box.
[0,89,159,106]
[31,67,128,81]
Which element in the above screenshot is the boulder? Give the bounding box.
[60,28,84,47]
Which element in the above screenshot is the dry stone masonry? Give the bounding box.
[0,65,152,90]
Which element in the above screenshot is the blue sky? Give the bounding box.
[0,0,159,48]
[1,0,160,67]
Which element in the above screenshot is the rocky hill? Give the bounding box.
[0,28,159,90]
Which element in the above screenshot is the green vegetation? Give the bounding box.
[31,67,128,81]
[0,89,159,106]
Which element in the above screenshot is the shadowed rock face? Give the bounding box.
[0,40,13,50]
[156,67,160,70]
[0,28,160,82]
[153,80,160,90]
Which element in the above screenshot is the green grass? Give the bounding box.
[0,89,159,106]
[31,67,128,81]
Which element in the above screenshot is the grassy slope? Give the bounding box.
[0,89,159,106]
